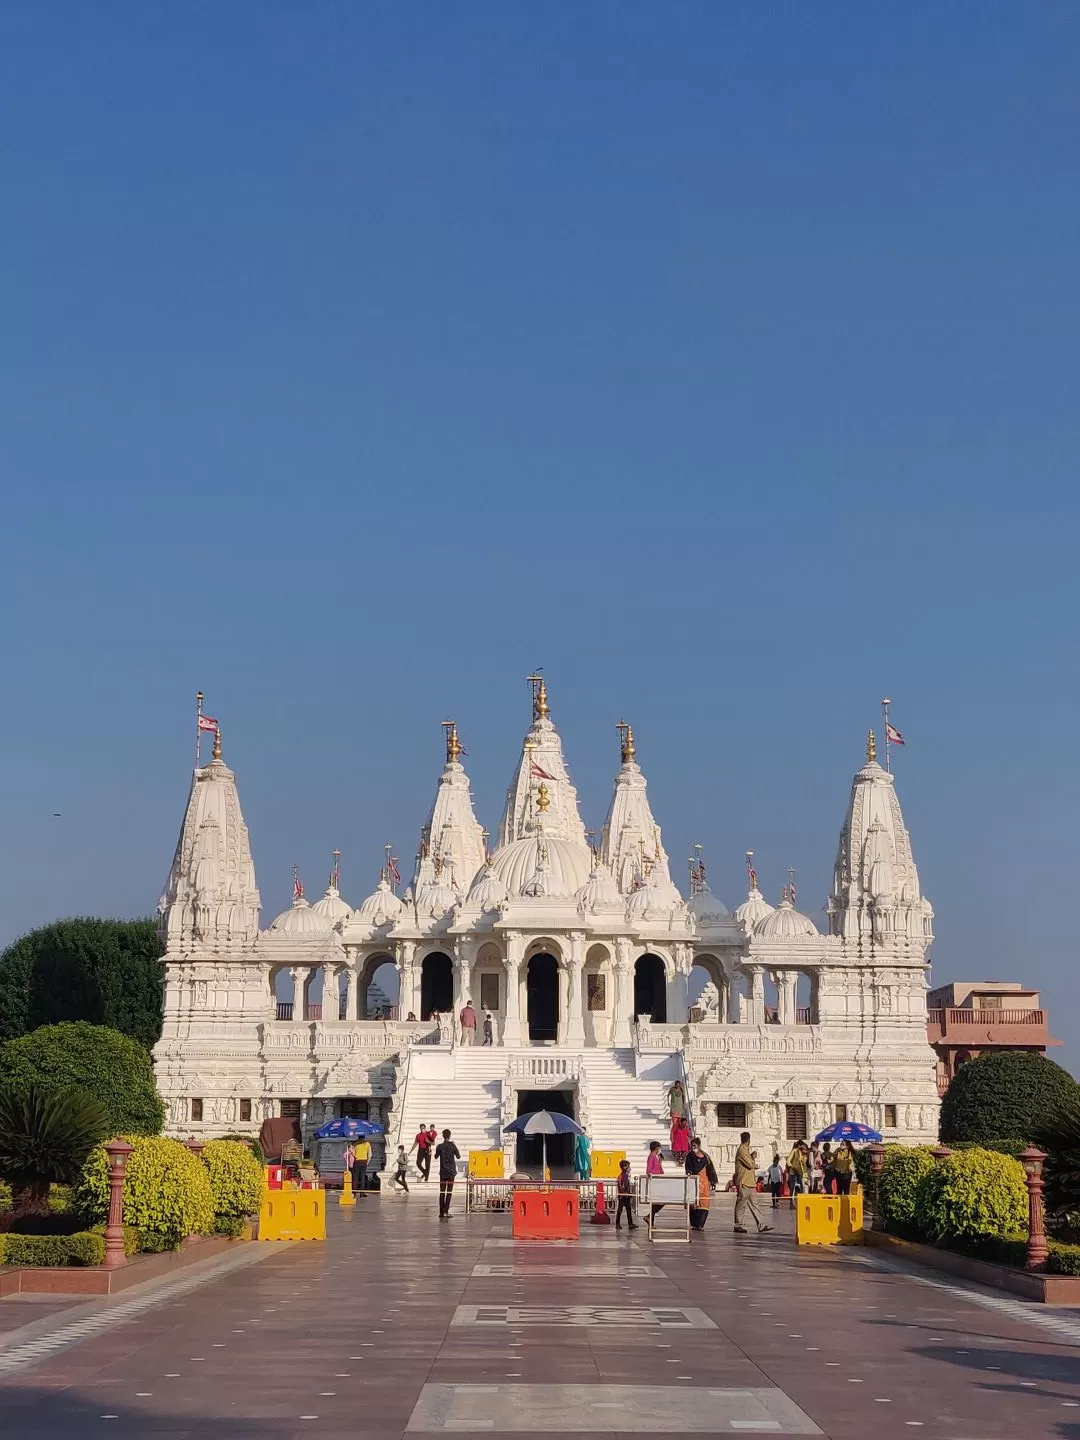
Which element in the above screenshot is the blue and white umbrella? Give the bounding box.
[314,1117,384,1140]
[504,1109,585,1176]
[813,1121,882,1144]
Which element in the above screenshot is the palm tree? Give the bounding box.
[0,1085,111,1217]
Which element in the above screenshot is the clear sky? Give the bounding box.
[1,6,1077,1057]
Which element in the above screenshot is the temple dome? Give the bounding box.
[310,884,352,926]
[755,896,819,940]
[354,878,404,927]
[689,886,729,926]
[734,886,774,932]
[415,871,459,919]
[468,861,509,911]
[575,859,621,913]
[488,835,593,900]
[269,895,334,937]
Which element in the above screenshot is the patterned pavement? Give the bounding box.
[2,1193,1080,1437]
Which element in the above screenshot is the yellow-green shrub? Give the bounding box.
[0,1231,106,1267]
[200,1140,262,1220]
[75,1137,214,1248]
[914,1147,1028,1244]
[879,1146,937,1233]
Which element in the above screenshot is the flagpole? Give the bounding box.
[882,697,891,774]
[195,691,204,770]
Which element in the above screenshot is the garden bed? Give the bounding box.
[863,1229,1080,1305]
[0,1230,254,1298]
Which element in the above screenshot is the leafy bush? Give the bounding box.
[0,1085,111,1216]
[76,1136,214,1248]
[1032,1103,1080,1223]
[940,1052,1080,1147]
[878,1146,937,1233]
[0,918,164,1048]
[200,1140,262,1221]
[1048,1242,1080,1276]
[221,1133,265,1166]
[0,1231,106,1267]
[914,1146,1028,1244]
[213,1214,248,1238]
[0,1023,164,1135]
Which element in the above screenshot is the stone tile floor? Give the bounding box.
[2,1192,1080,1437]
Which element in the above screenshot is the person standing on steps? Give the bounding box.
[435,1128,461,1219]
[413,1123,434,1182]
[460,999,478,1045]
[733,1131,773,1235]
[483,1010,494,1045]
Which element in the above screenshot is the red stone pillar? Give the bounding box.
[931,1144,952,1164]
[867,1141,886,1228]
[185,1138,205,1157]
[102,1139,134,1269]
[1020,1146,1049,1272]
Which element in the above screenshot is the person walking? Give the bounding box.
[351,1134,372,1195]
[734,1131,774,1235]
[483,1010,494,1045]
[670,1114,691,1165]
[615,1158,638,1230]
[832,1140,854,1195]
[459,999,478,1045]
[391,1144,410,1193]
[685,1137,719,1231]
[413,1123,435,1182]
[785,1141,807,1208]
[435,1128,461,1218]
[645,1139,665,1228]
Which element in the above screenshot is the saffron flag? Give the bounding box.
[293,874,304,900]
[530,759,554,781]
[885,722,905,746]
[388,856,401,886]
[198,715,219,732]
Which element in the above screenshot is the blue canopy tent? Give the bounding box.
[314,1117,384,1140]
[504,1109,585,1179]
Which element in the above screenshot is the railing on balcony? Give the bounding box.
[764,1007,813,1025]
[273,1001,402,1022]
[949,1008,1045,1025]
[276,1002,293,1020]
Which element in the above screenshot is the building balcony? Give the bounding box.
[926,1006,1053,1050]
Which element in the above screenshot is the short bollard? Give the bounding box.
[339,1169,356,1207]
[590,1181,611,1225]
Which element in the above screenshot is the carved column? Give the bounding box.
[102,1139,134,1268]
[745,965,765,1026]
[565,933,586,1047]
[396,941,418,1019]
[288,966,304,1020]
[344,962,358,1022]
[611,938,634,1046]
[502,932,523,1046]
[670,944,692,1024]
[321,963,339,1021]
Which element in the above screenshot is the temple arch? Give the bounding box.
[634,953,667,1023]
[420,951,454,1020]
[526,952,560,1042]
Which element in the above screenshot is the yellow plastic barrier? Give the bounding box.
[795,1193,864,1246]
[590,1149,627,1180]
[468,1150,506,1179]
[259,1188,327,1241]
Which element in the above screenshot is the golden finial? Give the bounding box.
[866,728,877,763]
[616,719,636,764]
[536,677,549,719]
[212,725,222,761]
[536,782,551,812]
[442,720,462,764]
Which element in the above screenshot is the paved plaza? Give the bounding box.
[3,1197,1080,1438]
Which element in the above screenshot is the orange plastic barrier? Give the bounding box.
[590,1180,611,1226]
[512,1187,580,1240]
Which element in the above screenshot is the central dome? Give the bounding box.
[487,835,593,900]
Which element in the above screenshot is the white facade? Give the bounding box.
[153,685,940,1172]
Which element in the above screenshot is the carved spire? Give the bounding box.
[599,722,680,904]
[412,720,486,901]
[499,679,588,847]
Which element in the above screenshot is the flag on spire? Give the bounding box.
[885,722,905,746]
[388,855,401,887]
[530,758,554,781]
[198,714,219,733]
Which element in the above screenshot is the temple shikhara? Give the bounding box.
[154,679,941,1172]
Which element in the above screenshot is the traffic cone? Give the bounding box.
[590,1180,612,1225]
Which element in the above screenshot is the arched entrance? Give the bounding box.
[527,953,560,1042]
[420,952,453,1020]
[634,954,667,1022]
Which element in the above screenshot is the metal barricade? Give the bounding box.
[465,1177,619,1216]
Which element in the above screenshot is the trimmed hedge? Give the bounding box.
[0,1023,164,1135]
[200,1140,262,1222]
[76,1136,214,1249]
[915,1147,1028,1244]
[878,1146,936,1232]
[940,1052,1080,1147]
[0,1230,106,1267]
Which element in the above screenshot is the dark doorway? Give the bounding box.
[515,1088,575,1175]
[420,952,453,1020]
[527,953,559,1041]
[634,954,667,1022]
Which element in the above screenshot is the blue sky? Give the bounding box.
[1,5,1077,1057]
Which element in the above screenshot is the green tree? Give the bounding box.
[0,1085,111,1216]
[939,1051,1080,1146]
[0,918,164,1048]
[0,1023,164,1136]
